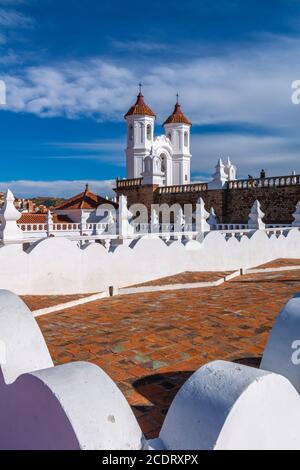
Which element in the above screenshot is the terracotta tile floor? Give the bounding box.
[256,258,300,269]
[22,294,93,311]
[130,271,232,287]
[36,268,300,439]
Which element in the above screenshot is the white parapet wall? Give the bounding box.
[2,290,300,449]
[0,228,300,295]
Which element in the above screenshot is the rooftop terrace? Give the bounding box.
[21,259,300,439]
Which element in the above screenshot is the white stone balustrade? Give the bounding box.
[0,189,293,242]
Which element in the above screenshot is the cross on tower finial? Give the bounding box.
[139,83,143,95]
[176,93,179,104]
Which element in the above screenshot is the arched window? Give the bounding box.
[184,131,188,147]
[129,125,134,141]
[140,123,144,144]
[147,124,152,140]
[176,130,181,149]
[161,154,166,173]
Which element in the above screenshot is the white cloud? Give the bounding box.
[191,133,300,179]
[2,33,300,175]
[0,7,32,27]
[47,138,125,166]
[0,179,116,198]
[3,35,300,129]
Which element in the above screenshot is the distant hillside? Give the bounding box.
[31,197,66,208]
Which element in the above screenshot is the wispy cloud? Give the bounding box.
[191,132,300,179]
[2,28,300,176]
[0,179,116,198]
[47,139,124,166]
[0,7,32,27]
[3,34,300,130]
[110,39,169,53]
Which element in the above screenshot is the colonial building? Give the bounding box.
[116,89,300,225]
[12,88,300,230]
[125,89,193,186]
[17,184,118,238]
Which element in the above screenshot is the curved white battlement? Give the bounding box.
[157,360,300,450]
[0,228,299,295]
[261,293,300,393]
[0,291,143,450]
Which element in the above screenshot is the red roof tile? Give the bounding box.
[55,185,117,211]
[18,213,73,224]
[163,102,192,126]
[125,93,156,118]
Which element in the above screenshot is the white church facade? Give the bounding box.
[124,87,237,188]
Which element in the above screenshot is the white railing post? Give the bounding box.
[248,200,266,230]
[47,210,54,237]
[117,195,134,238]
[174,206,185,233]
[292,201,300,227]
[208,207,217,229]
[106,209,117,234]
[151,207,159,234]
[0,189,23,243]
[194,197,210,234]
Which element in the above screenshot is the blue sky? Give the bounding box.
[0,0,300,197]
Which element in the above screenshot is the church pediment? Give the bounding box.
[153,135,173,156]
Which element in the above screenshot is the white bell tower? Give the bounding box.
[163,95,192,185]
[124,85,156,180]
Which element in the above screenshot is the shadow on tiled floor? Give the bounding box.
[131,357,262,438]
[232,356,262,368]
[132,371,194,439]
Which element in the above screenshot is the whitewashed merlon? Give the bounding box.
[0,290,143,450]
[0,189,24,243]
[155,360,300,450]
[193,197,210,233]
[261,293,300,394]
[248,200,266,230]
[292,202,300,227]
[208,207,217,228]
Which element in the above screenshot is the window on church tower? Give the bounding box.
[161,154,166,173]
[129,125,134,141]
[184,131,188,147]
[147,124,151,140]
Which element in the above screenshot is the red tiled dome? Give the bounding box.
[163,102,192,126]
[125,92,156,118]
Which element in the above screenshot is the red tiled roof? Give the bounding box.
[125,93,156,118]
[18,213,73,224]
[163,102,192,126]
[54,185,117,211]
